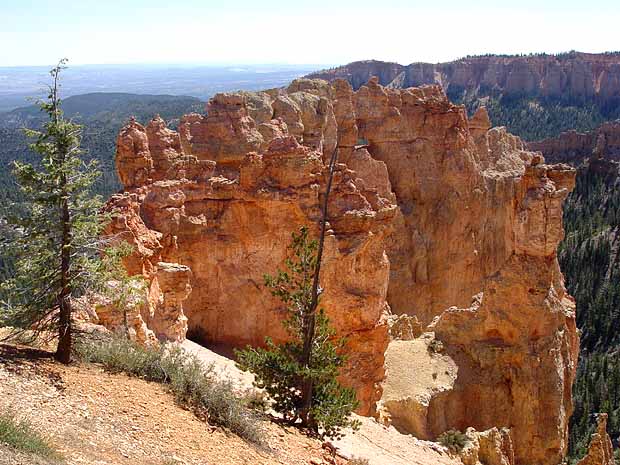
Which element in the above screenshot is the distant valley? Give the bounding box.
[0,63,320,112]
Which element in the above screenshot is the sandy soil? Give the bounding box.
[0,344,345,465]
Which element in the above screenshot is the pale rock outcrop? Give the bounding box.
[577,414,615,465]
[104,77,577,464]
[459,428,514,465]
[91,281,157,345]
[150,262,192,340]
[72,286,157,345]
[377,334,457,439]
[386,314,423,341]
[332,414,464,465]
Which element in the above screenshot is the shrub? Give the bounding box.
[349,458,370,465]
[75,336,263,444]
[438,429,470,453]
[428,338,444,354]
[0,411,62,460]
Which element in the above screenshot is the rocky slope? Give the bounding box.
[103,77,578,465]
[308,52,620,104]
[0,344,351,465]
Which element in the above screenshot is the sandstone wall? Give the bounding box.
[308,53,620,105]
[342,78,578,465]
[529,120,620,164]
[106,83,396,414]
[106,78,578,464]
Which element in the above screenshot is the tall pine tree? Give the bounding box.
[236,142,360,439]
[0,59,104,363]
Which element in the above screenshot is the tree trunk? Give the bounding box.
[299,143,339,427]
[53,66,73,364]
[55,185,72,364]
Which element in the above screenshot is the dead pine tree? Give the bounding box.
[298,141,341,427]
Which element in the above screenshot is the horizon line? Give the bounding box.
[2,49,620,69]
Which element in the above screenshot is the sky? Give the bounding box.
[1,0,619,67]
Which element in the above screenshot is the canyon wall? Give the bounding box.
[105,78,578,465]
[308,52,620,105]
[350,79,578,465]
[106,86,396,414]
[529,120,620,164]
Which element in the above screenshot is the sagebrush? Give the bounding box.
[438,429,469,453]
[75,336,263,444]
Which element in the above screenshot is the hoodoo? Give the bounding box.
[105,77,578,465]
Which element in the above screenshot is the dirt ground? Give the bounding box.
[0,344,347,465]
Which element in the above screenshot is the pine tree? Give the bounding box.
[0,59,104,363]
[236,141,359,439]
[235,226,360,439]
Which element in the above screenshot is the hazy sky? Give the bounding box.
[1,0,619,67]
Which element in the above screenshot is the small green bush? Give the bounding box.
[428,339,444,354]
[349,457,370,465]
[236,227,360,440]
[438,429,469,453]
[75,336,263,444]
[0,411,62,460]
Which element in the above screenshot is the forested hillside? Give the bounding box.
[464,95,620,141]
[537,141,620,462]
[308,52,620,141]
[0,92,204,286]
[0,92,204,204]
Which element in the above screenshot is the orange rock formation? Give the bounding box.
[307,52,620,105]
[577,414,615,465]
[104,77,578,465]
[529,120,620,164]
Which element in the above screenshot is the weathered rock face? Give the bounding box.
[347,79,577,464]
[460,427,515,465]
[529,120,620,164]
[105,77,577,464]
[577,414,615,465]
[107,83,396,414]
[307,53,620,106]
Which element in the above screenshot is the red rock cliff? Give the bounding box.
[105,78,577,465]
[529,120,620,164]
[308,52,620,105]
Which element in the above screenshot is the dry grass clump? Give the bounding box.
[75,335,264,444]
[0,411,62,461]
